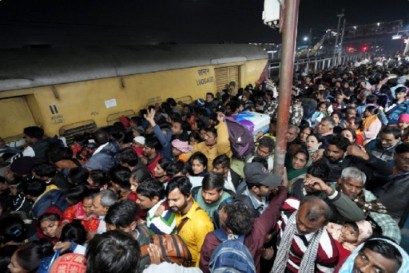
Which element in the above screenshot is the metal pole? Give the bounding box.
[333,10,344,66]
[273,0,299,173]
[403,32,409,56]
[306,27,312,74]
[338,18,346,64]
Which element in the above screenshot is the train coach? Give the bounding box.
[0,44,268,143]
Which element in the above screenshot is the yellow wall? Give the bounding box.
[0,97,36,138]
[1,59,267,139]
[241,59,268,86]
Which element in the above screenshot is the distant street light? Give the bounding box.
[377,22,380,27]
[353,26,357,30]
[303,36,308,42]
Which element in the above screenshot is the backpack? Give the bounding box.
[213,192,260,229]
[139,225,192,267]
[31,190,69,219]
[38,249,61,273]
[209,229,256,273]
[225,118,255,159]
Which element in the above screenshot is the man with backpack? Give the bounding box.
[84,129,120,172]
[199,168,288,273]
[206,202,256,273]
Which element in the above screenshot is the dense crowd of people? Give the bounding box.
[1,55,409,273]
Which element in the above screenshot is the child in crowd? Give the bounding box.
[188,131,202,146]
[326,220,373,270]
[187,151,208,188]
[331,111,343,129]
[309,102,328,128]
[153,158,171,188]
[129,168,151,194]
[326,220,373,252]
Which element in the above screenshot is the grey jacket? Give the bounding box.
[85,141,120,171]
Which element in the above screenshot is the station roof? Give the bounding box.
[0,44,267,92]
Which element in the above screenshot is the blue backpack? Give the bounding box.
[209,229,256,273]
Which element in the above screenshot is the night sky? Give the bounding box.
[0,0,407,48]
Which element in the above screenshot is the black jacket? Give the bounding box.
[312,154,392,183]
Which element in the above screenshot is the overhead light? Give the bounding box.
[392,34,402,40]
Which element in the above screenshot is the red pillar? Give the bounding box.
[273,0,300,173]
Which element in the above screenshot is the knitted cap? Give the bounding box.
[133,136,145,145]
[50,253,86,273]
[398,113,409,123]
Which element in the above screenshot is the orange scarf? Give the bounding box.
[362,114,378,132]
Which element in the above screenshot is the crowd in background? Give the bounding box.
[1,55,409,273]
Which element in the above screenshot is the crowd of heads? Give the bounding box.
[1,55,409,273]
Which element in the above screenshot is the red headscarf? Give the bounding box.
[36,206,64,243]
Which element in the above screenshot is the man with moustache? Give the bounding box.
[166,176,214,267]
[191,172,231,223]
[312,135,391,183]
[364,126,402,190]
[271,196,339,273]
[365,126,402,168]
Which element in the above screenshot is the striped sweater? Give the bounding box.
[278,202,339,273]
[146,199,176,235]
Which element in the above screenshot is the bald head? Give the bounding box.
[296,196,332,234]
[300,196,332,222]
